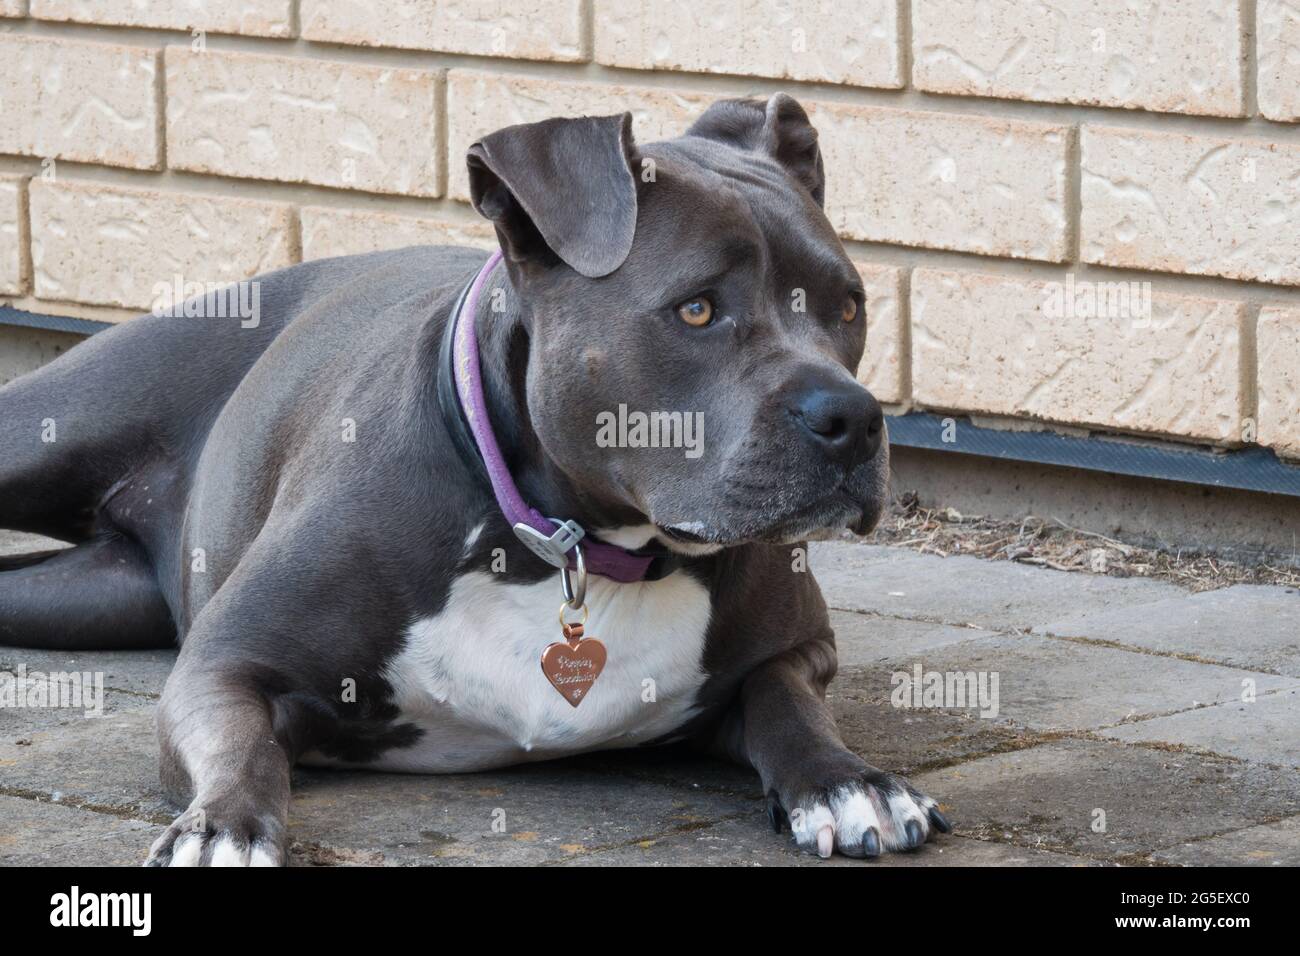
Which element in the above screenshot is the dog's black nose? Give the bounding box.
[790,376,884,466]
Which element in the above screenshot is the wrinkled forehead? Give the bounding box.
[624,138,854,289]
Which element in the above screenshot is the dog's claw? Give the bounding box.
[816,825,834,859]
[862,827,881,859]
[928,806,952,834]
[766,792,788,833]
[904,818,924,849]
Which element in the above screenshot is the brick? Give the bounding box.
[301,207,497,262]
[810,104,1070,261]
[1260,0,1300,122]
[1258,307,1300,458]
[0,1,27,16]
[595,0,902,88]
[166,49,440,197]
[29,180,294,311]
[31,0,292,36]
[1081,126,1300,286]
[913,0,1245,117]
[0,175,26,296]
[853,262,906,404]
[301,0,584,61]
[0,35,160,170]
[909,268,1247,442]
[446,71,713,201]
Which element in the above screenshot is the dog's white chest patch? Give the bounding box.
[372,569,712,772]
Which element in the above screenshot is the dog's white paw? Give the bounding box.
[774,768,951,859]
[146,800,286,867]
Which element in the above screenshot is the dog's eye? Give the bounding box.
[842,296,859,324]
[676,297,714,327]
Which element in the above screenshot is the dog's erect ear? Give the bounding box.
[686,93,825,206]
[467,113,638,279]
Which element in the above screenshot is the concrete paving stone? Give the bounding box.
[560,745,761,798]
[912,738,1300,862]
[287,759,753,866]
[863,631,1298,732]
[830,609,995,669]
[1153,816,1300,867]
[555,817,1091,867]
[1101,687,1300,767]
[829,696,1030,778]
[810,541,1183,631]
[1036,584,1300,677]
[0,647,175,702]
[0,794,161,866]
[0,702,171,822]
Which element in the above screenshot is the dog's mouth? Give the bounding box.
[654,486,882,552]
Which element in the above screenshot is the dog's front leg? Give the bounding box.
[718,641,951,860]
[146,645,296,867]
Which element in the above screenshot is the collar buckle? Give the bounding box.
[512,518,585,569]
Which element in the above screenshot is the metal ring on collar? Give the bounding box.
[560,543,587,610]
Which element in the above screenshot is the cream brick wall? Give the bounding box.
[31,0,293,37]
[301,207,496,262]
[912,1,1246,117]
[0,34,160,169]
[1257,307,1300,456]
[166,49,441,196]
[0,175,26,295]
[29,180,295,310]
[911,269,1246,443]
[300,0,585,61]
[1259,0,1300,122]
[595,0,903,88]
[1,2,1298,462]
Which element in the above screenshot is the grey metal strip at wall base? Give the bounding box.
[3,307,1298,499]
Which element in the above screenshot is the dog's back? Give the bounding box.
[0,244,483,649]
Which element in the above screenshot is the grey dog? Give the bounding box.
[0,93,949,865]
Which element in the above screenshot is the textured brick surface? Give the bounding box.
[166,49,440,197]
[1081,126,1300,286]
[909,268,1246,442]
[0,1,27,16]
[0,175,26,296]
[301,207,497,262]
[853,262,906,404]
[810,104,1070,261]
[595,0,903,88]
[1259,0,1300,122]
[29,180,295,310]
[1257,307,1300,458]
[447,71,712,201]
[31,0,293,36]
[913,0,1245,117]
[0,34,160,169]
[301,0,584,60]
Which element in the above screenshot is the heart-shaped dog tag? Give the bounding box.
[541,635,607,707]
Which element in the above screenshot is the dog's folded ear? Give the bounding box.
[686,93,825,206]
[467,113,638,279]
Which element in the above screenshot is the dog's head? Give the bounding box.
[467,93,887,552]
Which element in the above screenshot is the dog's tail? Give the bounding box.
[0,330,177,649]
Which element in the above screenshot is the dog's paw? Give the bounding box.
[771,766,951,860]
[145,799,286,867]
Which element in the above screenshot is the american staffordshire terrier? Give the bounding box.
[0,93,949,865]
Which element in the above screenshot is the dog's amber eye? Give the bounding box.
[676,297,714,327]
[842,296,858,323]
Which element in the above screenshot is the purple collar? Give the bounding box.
[448,250,665,584]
